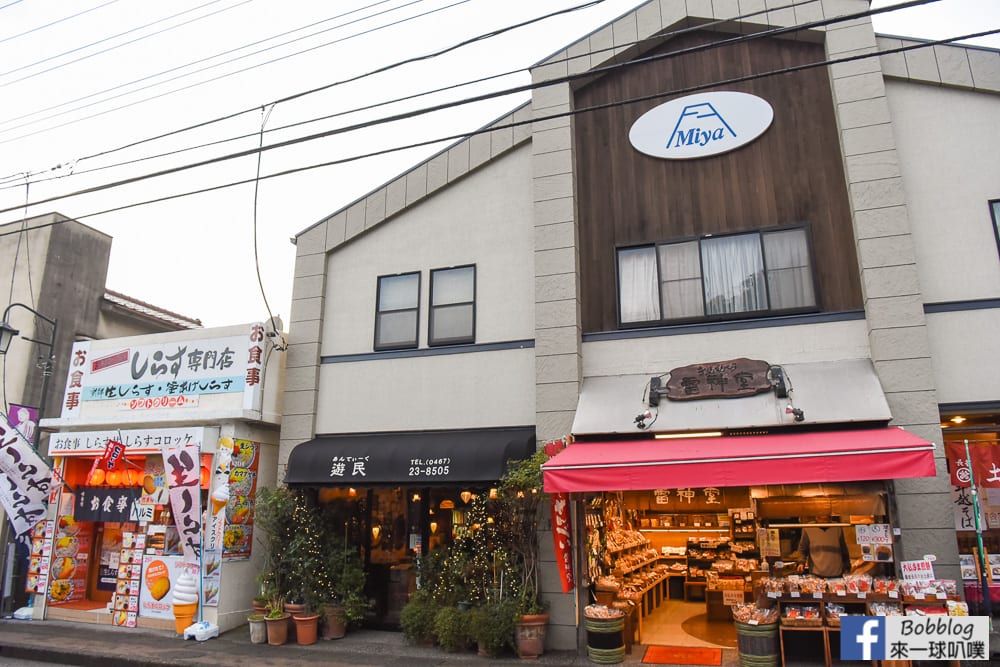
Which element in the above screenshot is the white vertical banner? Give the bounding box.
[241,323,265,412]
[59,341,91,419]
[0,413,51,535]
[164,441,202,563]
[202,437,233,606]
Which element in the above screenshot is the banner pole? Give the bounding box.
[963,439,992,623]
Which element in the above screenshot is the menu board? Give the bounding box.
[47,515,92,605]
[111,532,145,627]
[26,520,53,595]
[223,439,260,560]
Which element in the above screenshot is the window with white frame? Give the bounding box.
[429,265,475,345]
[617,227,816,325]
[375,272,420,349]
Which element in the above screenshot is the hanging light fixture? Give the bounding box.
[348,487,357,498]
[489,487,498,499]
[439,499,455,509]
[430,521,438,534]
[460,490,472,504]
[411,492,421,502]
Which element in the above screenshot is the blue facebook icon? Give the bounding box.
[841,616,885,660]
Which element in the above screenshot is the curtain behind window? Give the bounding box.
[701,235,767,315]
[618,247,660,323]
[658,241,704,319]
[763,229,816,309]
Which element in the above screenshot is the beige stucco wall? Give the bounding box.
[322,145,535,355]
[926,309,1000,403]
[885,80,1000,302]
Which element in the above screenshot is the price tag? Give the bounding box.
[790,591,800,598]
[812,591,823,599]
[888,590,898,599]
[749,619,759,625]
[837,590,846,597]
[914,593,925,600]
[858,591,867,599]
[767,591,778,598]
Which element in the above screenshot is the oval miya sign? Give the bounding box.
[628,91,774,159]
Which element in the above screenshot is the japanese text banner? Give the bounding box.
[550,493,574,593]
[165,441,202,563]
[945,441,1000,488]
[0,413,51,535]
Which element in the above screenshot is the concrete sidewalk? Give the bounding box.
[0,618,684,667]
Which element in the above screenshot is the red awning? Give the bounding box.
[542,427,936,493]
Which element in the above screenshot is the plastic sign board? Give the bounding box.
[629,91,774,159]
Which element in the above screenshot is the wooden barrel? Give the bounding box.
[735,621,778,667]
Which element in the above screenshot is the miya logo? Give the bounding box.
[629,91,773,159]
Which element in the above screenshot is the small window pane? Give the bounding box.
[763,229,816,309]
[431,304,473,343]
[433,267,474,305]
[618,246,660,323]
[658,242,703,319]
[377,311,417,348]
[379,274,419,311]
[701,234,767,315]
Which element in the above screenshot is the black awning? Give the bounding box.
[285,427,535,486]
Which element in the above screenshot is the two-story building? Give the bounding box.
[281,0,1000,654]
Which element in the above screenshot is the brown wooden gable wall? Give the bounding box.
[573,31,862,333]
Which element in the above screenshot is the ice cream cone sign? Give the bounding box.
[211,482,229,515]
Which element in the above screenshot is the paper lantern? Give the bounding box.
[89,468,106,486]
[200,466,211,489]
[106,469,122,487]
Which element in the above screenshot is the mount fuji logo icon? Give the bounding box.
[629,91,773,159]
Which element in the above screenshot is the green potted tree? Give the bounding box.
[317,502,367,639]
[469,598,517,657]
[496,448,550,658]
[263,593,290,645]
[433,605,472,652]
[400,588,439,646]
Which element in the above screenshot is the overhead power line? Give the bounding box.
[0,0,610,184]
[1,23,994,235]
[0,0,944,212]
[0,0,119,46]
[0,0,880,190]
[0,0,463,138]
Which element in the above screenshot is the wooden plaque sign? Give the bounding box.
[664,358,771,401]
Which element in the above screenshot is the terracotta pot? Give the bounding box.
[265,613,290,645]
[284,602,306,642]
[252,599,268,614]
[293,613,320,645]
[248,616,267,644]
[322,604,346,640]
[515,613,548,659]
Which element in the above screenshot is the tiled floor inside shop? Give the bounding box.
[635,600,740,666]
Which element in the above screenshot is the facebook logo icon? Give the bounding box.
[841,616,886,660]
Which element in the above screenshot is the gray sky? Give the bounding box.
[0,0,997,328]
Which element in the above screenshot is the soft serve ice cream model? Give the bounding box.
[171,569,200,633]
[211,483,229,515]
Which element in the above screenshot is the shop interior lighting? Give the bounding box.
[654,431,723,440]
[460,490,472,504]
[348,487,357,498]
[950,416,966,424]
[488,487,498,499]
[439,499,455,509]
[429,521,438,534]
[411,492,421,502]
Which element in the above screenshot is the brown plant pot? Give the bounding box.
[322,604,346,640]
[265,613,290,646]
[284,602,306,642]
[293,614,320,645]
[515,613,548,659]
[252,599,268,614]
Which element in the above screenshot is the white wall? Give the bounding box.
[885,81,1000,302]
[926,309,1000,403]
[315,347,535,433]
[323,145,535,355]
[582,319,873,378]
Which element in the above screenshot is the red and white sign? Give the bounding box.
[550,492,574,594]
[945,441,1000,488]
[900,559,935,585]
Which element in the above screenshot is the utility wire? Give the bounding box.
[1,25,995,235]
[0,0,610,183]
[0,0,946,216]
[0,0,867,189]
[0,0,119,46]
[0,0,253,85]
[0,0,455,136]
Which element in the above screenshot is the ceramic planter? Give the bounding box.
[265,613,290,646]
[293,613,320,645]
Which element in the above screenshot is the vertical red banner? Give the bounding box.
[946,442,1000,488]
[550,492,574,593]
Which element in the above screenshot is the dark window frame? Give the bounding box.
[374,271,421,351]
[428,264,476,346]
[991,199,1000,265]
[615,225,820,328]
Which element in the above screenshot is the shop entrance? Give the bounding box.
[86,523,122,605]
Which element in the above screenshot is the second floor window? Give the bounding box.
[618,227,816,325]
[429,265,475,345]
[375,272,420,349]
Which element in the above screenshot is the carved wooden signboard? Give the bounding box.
[664,358,771,401]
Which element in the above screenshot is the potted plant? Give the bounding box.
[264,595,290,646]
[496,449,551,658]
[469,598,517,657]
[400,589,439,646]
[247,613,267,644]
[433,605,472,652]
